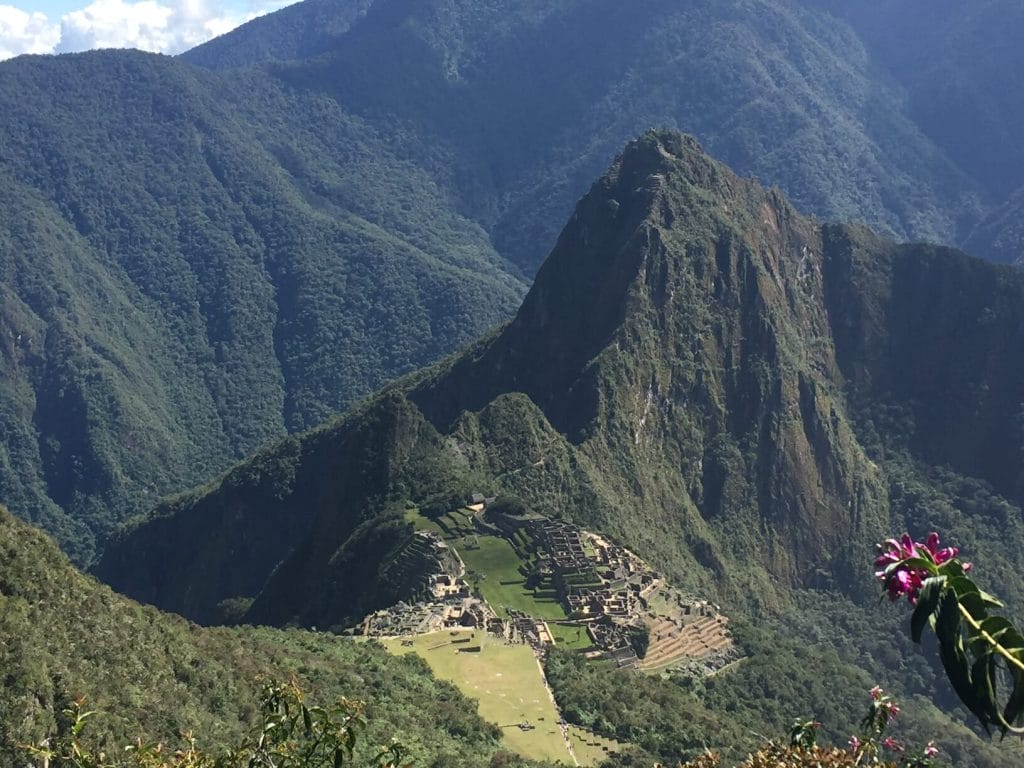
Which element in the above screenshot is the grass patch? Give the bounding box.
[403,507,445,536]
[382,631,572,764]
[442,508,478,537]
[549,623,593,651]
[458,535,567,620]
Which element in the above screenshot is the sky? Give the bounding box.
[0,0,295,60]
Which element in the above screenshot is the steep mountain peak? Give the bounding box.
[412,129,817,437]
[409,128,882,594]
[98,129,1024,634]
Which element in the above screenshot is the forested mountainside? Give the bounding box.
[100,129,1024,628]
[0,506,537,768]
[0,50,524,564]
[4,0,1024,566]
[185,0,1024,268]
[823,0,1024,205]
[965,187,1024,266]
[96,131,1024,766]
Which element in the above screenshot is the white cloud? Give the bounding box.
[0,0,292,61]
[0,5,61,60]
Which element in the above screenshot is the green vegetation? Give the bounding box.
[544,647,748,764]
[548,623,592,652]
[24,679,409,767]
[408,504,574,624]
[99,131,1024,767]
[382,632,570,764]
[458,535,567,621]
[186,0,1016,265]
[567,726,624,767]
[0,50,524,566]
[5,0,1024,569]
[7,3,1024,765]
[0,506,538,768]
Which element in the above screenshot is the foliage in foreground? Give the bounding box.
[21,679,413,768]
[0,507,523,768]
[875,531,1024,735]
[676,744,897,768]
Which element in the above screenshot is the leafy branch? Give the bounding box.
[875,533,1024,735]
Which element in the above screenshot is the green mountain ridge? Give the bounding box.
[98,130,1024,624]
[94,130,1024,766]
[185,0,992,268]
[0,50,524,564]
[5,0,1024,567]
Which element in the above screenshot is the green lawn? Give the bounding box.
[382,631,572,764]
[458,535,568,620]
[549,622,593,651]
[404,507,477,539]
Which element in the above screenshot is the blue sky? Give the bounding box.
[0,0,294,60]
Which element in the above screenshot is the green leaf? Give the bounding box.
[1003,666,1024,730]
[937,590,990,731]
[911,576,943,643]
[979,589,1006,609]
[947,576,980,598]
[971,654,1000,727]
[980,616,1016,642]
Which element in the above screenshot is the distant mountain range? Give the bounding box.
[3,0,1023,564]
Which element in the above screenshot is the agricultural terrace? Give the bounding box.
[568,725,625,766]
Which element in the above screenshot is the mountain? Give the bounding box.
[6,0,1024,564]
[823,0,1024,206]
[182,0,984,269]
[182,0,375,68]
[0,50,524,564]
[0,505,534,768]
[96,130,1024,765]
[98,129,1024,624]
